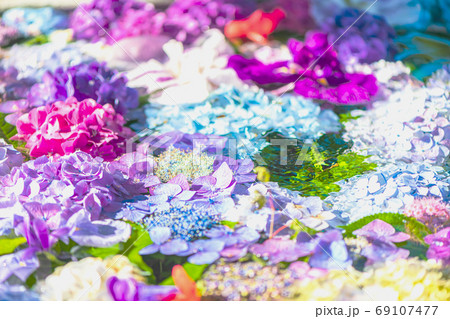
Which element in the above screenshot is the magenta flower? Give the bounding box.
[228,31,378,104]
[424,227,450,265]
[13,97,134,161]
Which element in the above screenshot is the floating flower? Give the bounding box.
[144,86,339,156]
[261,0,314,34]
[424,227,450,265]
[321,8,397,65]
[292,258,449,301]
[13,97,134,160]
[352,219,410,264]
[126,29,245,106]
[37,256,144,301]
[0,284,40,301]
[0,141,22,177]
[0,20,20,47]
[228,32,378,104]
[160,0,256,44]
[326,162,450,222]
[224,8,285,44]
[404,197,449,228]
[2,7,68,37]
[70,0,160,44]
[0,61,138,124]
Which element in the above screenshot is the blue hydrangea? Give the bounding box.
[0,284,39,301]
[326,162,450,222]
[1,7,68,37]
[144,86,340,156]
[141,204,221,241]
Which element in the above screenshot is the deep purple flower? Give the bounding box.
[70,0,161,44]
[321,8,397,65]
[107,276,178,301]
[424,227,450,265]
[228,31,378,104]
[353,219,410,264]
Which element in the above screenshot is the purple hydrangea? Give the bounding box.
[0,61,138,124]
[161,0,256,44]
[353,219,410,265]
[0,141,23,177]
[321,8,397,65]
[0,20,20,47]
[424,227,450,265]
[70,0,161,44]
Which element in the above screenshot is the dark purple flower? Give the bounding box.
[228,31,378,105]
[321,8,397,65]
[424,227,450,265]
[107,276,178,301]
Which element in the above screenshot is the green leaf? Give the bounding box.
[0,112,17,143]
[88,244,121,258]
[340,212,432,242]
[339,112,362,123]
[0,236,27,255]
[161,263,209,286]
[119,223,153,274]
[290,219,318,239]
[220,220,239,229]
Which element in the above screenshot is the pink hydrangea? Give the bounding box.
[13,97,134,161]
[404,197,449,227]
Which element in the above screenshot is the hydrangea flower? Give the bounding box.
[0,41,94,80]
[199,260,326,301]
[321,8,397,65]
[160,0,256,44]
[126,29,245,106]
[404,197,449,228]
[352,219,410,264]
[1,7,68,37]
[228,32,378,104]
[70,0,160,44]
[292,258,449,301]
[0,141,22,176]
[309,0,429,31]
[343,81,449,165]
[0,284,40,301]
[141,203,221,241]
[0,248,40,283]
[424,227,450,265]
[37,256,144,301]
[0,20,20,47]
[0,61,138,124]
[144,86,340,156]
[285,196,336,231]
[326,162,450,222]
[13,97,134,160]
